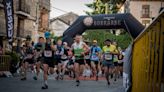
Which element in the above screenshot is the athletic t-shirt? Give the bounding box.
[90,46,101,61]
[44,43,53,58]
[102,46,114,61]
[35,43,44,52]
[25,46,33,59]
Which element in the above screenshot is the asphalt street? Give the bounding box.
[0,72,125,92]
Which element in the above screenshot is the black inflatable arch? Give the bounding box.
[63,13,144,45]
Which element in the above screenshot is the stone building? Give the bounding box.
[0,0,50,48]
[119,0,164,26]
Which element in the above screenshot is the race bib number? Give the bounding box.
[91,55,99,60]
[104,53,113,60]
[44,51,52,57]
[61,55,67,59]
[85,55,90,59]
[27,54,33,59]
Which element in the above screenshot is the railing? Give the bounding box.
[132,10,164,92]
[16,0,30,14]
[0,55,11,71]
[141,10,152,18]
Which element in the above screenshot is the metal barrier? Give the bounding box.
[132,10,164,92]
[0,55,11,71]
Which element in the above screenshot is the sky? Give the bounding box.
[50,0,93,19]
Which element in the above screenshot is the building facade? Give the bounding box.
[50,12,78,37]
[0,0,50,48]
[120,0,164,26]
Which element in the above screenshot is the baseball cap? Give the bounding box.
[93,40,97,43]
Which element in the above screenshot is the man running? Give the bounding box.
[90,40,101,81]
[60,42,70,79]
[71,35,89,86]
[42,32,55,89]
[112,41,119,81]
[55,39,64,80]
[33,37,45,80]
[21,39,34,80]
[102,39,118,85]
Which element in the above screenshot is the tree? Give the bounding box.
[85,0,125,15]
[83,30,132,49]
[83,0,131,49]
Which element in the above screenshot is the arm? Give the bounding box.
[59,47,64,55]
[83,43,89,54]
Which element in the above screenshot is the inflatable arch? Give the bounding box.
[63,13,144,45]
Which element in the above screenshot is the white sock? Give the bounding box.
[44,80,48,85]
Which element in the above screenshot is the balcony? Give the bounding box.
[0,0,3,8]
[39,0,50,11]
[15,0,31,18]
[141,11,152,18]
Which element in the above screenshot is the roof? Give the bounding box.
[50,12,79,25]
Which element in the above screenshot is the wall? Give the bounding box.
[129,1,164,25]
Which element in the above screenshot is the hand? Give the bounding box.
[96,52,99,55]
[81,52,85,55]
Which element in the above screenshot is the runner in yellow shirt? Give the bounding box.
[102,39,118,85]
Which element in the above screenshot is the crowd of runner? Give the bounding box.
[19,32,125,89]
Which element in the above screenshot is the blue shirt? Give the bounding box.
[90,46,101,61]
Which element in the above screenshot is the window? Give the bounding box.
[142,5,150,18]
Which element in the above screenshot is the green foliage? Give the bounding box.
[5,51,20,64]
[83,0,129,49]
[83,30,132,49]
[85,0,125,15]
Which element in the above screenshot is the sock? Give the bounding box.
[44,80,48,85]
[33,73,37,77]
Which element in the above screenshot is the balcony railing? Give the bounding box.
[141,11,152,18]
[16,0,30,15]
[39,0,50,11]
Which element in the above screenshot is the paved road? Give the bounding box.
[0,73,125,92]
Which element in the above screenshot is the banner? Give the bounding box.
[4,0,14,49]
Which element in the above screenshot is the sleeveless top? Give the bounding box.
[72,42,84,60]
[44,43,53,58]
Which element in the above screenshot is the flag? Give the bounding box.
[4,0,14,50]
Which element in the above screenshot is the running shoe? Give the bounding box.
[42,84,48,89]
[76,80,80,86]
[20,77,27,81]
[33,76,37,80]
